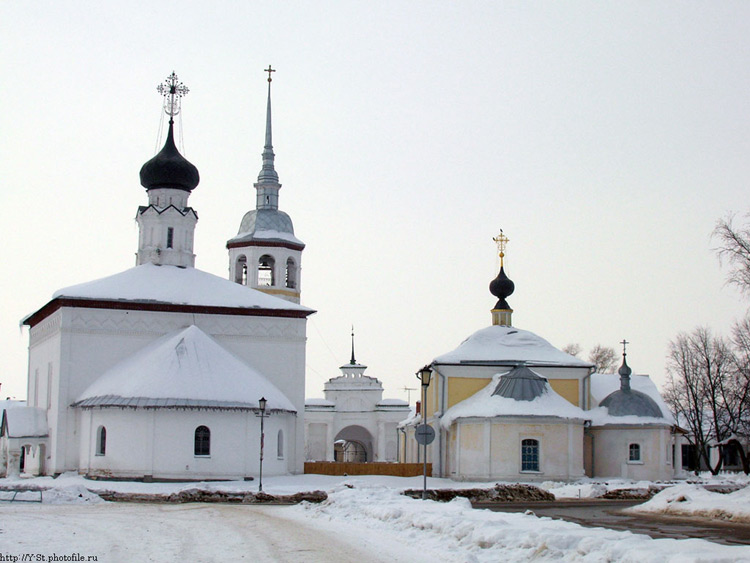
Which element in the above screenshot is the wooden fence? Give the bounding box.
[304,462,432,477]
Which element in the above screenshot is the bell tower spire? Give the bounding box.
[227,67,305,303]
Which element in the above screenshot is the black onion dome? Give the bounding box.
[490,266,515,310]
[139,122,199,192]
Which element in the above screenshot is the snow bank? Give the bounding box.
[629,483,750,522]
[297,485,750,562]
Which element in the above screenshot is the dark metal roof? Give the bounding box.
[489,265,514,310]
[72,394,296,413]
[139,121,200,192]
[492,365,548,401]
[599,389,663,418]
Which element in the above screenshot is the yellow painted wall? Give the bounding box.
[549,379,580,406]
[447,377,491,409]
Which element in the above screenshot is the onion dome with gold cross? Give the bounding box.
[139,72,200,192]
[490,231,514,326]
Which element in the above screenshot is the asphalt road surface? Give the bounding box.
[474,499,750,546]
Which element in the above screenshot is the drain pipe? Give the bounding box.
[582,365,596,410]
[431,364,447,478]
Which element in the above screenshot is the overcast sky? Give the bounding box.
[2,2,749,402]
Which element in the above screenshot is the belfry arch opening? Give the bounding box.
[285,258,297,289]
[234,255,248,285]
[258,255,275,286]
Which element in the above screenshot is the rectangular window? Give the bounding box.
[521,439,540,472]
[167,227,174,249]
[629,443,641,462]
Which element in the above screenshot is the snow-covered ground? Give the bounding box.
[1,473,749,562]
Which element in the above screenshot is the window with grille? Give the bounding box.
[194,426,210,456]
[521,438,540,472]
[629,443,641,462]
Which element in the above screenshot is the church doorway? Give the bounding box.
[333,426,373,462]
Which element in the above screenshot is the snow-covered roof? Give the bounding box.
[1,407,48,438]
[0,400,26,411]
[434,325,592,367]
[590,372,675,425]
[41,263,312,313]
[73,325,296,412]
[229,229,304,247]
[377,399,410,407]
[305,398,335,408]
[441,370,587,429]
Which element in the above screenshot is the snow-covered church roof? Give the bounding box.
[73,325,296,412]
[434,325,593,367]
[588,371,675,426]
[441,369,587,429]
[1,407,48,438]
[24,263,313,326]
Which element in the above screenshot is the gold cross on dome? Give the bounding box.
[265,65,276,82]
[493,230,510,266]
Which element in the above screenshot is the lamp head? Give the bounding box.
[416,365,432,387]
[258,397,267,412]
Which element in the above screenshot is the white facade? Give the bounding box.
[23,286,309,478]
[136,187,198,268]
[305,359,410,462]
[444,417,585,482]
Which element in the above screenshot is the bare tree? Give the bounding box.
[588,344,617,373]
[713,214,750,296]
[562,343,582,357]
[728,316,750,473]
[665,327,738,475]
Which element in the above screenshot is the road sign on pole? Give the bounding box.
[415,423,435,445]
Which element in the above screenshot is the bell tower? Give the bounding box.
[227,66,304,303]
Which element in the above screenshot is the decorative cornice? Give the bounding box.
[24,297,314,328]
[226,239,305,251]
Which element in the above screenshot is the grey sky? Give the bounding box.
[1,2,748,401]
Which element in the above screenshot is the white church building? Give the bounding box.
[2,71,314,481]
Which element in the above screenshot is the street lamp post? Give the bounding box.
[416,366,433,500]
[258,396,267,492]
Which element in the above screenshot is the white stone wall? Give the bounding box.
[446,417,585,481]
[590,425,674,481]
[78,407,295,480]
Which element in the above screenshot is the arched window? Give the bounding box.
[234,255,247,285]
[258,255,275,286]
[285,258,297,289]
[194,426,210,456]
[277,430,284,459]
[96,426,106,456]
[521,438,540,472]
[629,443,641,462]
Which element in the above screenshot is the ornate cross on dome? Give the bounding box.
[493,230,510,267]
[621,339,630,356]
[265,65,276,83]
[157,72,189,118]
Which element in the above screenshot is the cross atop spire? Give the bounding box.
[157,72,189,123]
[350,325,357,365]
[493,230,510,267]
[256,65,279,190]
[620,339,629,356]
